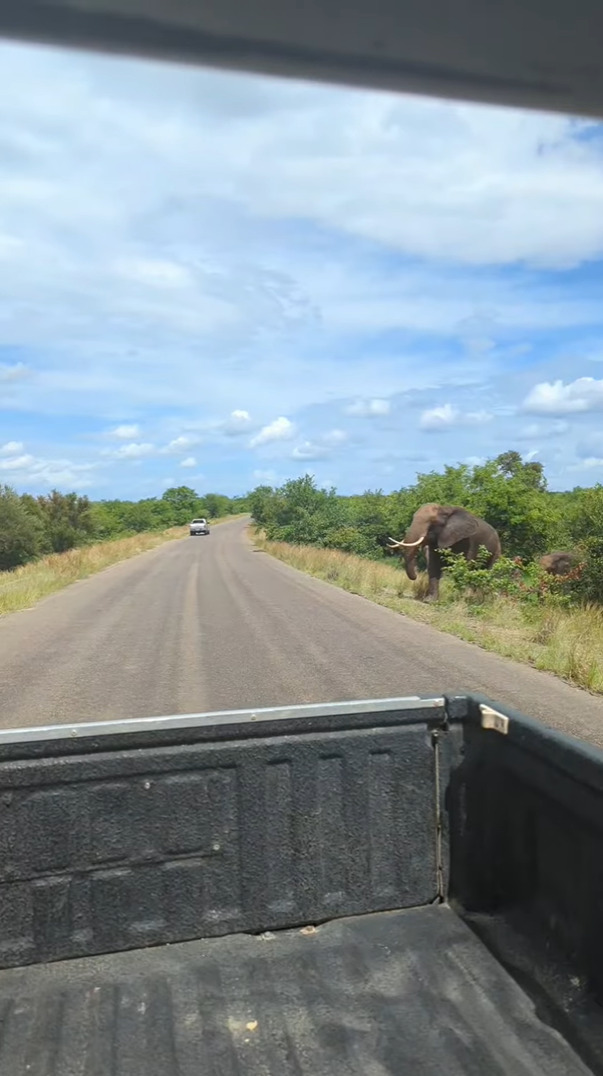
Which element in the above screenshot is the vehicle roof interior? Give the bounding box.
[0,0,601,123]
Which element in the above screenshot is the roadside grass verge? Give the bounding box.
[0,515,240,616]
[252,529,603,695]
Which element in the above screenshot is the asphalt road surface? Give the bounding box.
[1,517,603,746]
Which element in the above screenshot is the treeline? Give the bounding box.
[0,484,247,571]
[249,451,603,603]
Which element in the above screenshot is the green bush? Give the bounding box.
[439,549,526,603]
[570,539,603,605]
[0,483,242,574]
[0,486,47,570]
[248,457,603,608]
[440,548,582,609]
[323,526,377,557]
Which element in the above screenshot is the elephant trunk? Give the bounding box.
[389,524,426,580]
[401,519,429,580]
[403,552,419,581]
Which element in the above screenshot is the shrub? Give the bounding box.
[0,486,47,570]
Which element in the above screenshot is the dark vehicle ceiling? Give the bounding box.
[0,0,601,122]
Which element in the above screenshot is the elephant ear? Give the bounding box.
[436,508,481,548]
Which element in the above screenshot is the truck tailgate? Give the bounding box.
[0,904,589,1075]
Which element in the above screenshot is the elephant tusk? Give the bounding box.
[387,536,403,547]
[399,535,426,548]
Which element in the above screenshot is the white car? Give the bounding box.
[189,518,210,536]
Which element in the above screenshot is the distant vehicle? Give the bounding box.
[189,517,210,536]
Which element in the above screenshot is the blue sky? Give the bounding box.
[1,42,603,498]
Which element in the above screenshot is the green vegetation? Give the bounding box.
[252,534,603,694]
[0,484,248,572]
[249,452,603,605]
[249,452,603,692]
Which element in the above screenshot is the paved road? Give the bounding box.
[1,517,603,746]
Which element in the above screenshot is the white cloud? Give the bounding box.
[0,440,24,455]
[3,47,603,292]
[163,434,201,454]
[30,463,95,488]
[250,416,295,448]
[0,453,36,471]
[1,43,603,496]
[419,404,492,430]
[420,404,457,430]
[223,409,252,435]
[0,451,94,488]
[345,399,391,417]
[291,428,349,460]
[523,377,603,414]
[180,456,196,467]
[109,423,140,439]
[107,72,603,269]
[107,442,155,459]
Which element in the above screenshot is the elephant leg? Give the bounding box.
[426,547,442,601]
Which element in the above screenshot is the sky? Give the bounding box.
[1,42,603,498]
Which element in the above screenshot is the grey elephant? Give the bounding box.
[539,551,579,576]
[387,503,502,601]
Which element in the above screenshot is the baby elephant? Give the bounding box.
[539,551,579,576]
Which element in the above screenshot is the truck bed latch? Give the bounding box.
[479,704,509,735]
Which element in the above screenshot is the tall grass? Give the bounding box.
[253,531,603,695]
[0,515,240,616]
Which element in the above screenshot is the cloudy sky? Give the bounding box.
[1,40,603,498]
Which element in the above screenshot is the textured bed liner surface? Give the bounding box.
[0,904,592,1075]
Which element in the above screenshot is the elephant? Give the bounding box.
[539,551,579,576]
[386,503,502,601]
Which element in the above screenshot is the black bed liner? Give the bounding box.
[0,695,603,1073]
[0,904,591,1076]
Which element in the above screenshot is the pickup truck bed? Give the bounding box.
[1,694,603,1075]
[0,904,590,1075]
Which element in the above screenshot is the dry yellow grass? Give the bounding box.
[0,515,239,617]
[252,530,603,695]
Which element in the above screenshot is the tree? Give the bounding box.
[37,490,94,552]
[160,486,202,525]
[0,486,46,570]
[467,459,559,560]
[202,493,232,519]
[494,450,547,492]
[411,464,473,509]
[339,489,406,556]
[249,485,276,526]
[261,475,347,545]
[567,485,603,603]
